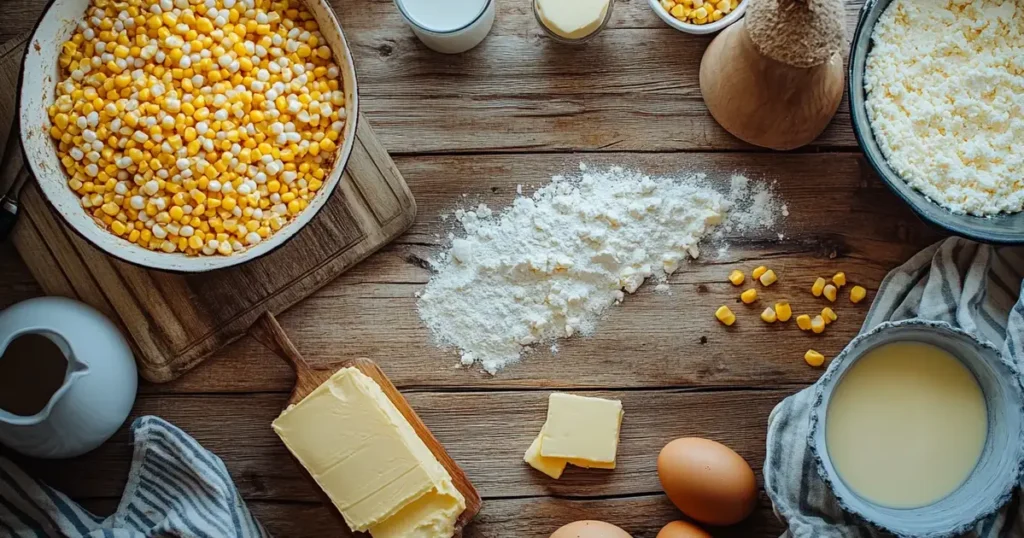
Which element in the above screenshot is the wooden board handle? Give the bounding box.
[249,312,314,379]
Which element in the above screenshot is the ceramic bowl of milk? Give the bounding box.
[810,320,1024,537]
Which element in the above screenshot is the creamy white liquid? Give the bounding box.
[398,0,489,32]
[826,342,987,508]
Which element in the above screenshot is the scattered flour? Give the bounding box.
[417,165,785,373]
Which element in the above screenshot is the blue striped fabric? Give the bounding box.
[0,416,269,538]
[764,238,1024,537]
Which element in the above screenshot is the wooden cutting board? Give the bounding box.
[8,115,415,383]
[0,35,415,383]
[249,312,482,535]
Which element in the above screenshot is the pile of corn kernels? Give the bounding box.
[714,267,869,368]
[48,0,346,256]
[659,0,738,25]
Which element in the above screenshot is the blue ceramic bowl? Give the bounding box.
[849,0,1024,245]
[809,320,1024,537]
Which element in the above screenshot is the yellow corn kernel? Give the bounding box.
[811,277,826,297]
[823,284,837,302]
[740,288,758,304]
[833,272,847,287]
[670,3,686,17]
[752,265,768,280]
[693,6,708,19]
[715,305,736,326]
[759,269,777,286]
[728,269,745,286]
[760,307,777,323]
[822,307,837,324]
[804,350,825,367]
[110,220,127,235]
[774,301,792,322]
[660,0,677,10]
[850,285,867,304]
[796,314,812,331]
[811,315,825,334]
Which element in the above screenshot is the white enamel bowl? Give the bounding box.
[648,0,747,35]
[19,0,358,272]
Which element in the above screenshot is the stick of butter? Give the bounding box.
[541,393,623,464]
[272,367,465,538]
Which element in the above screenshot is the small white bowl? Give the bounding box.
[648,0,747,35]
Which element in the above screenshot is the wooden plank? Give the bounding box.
[77,496,786,538]
[141,151,941,394]
[10,389,787,501]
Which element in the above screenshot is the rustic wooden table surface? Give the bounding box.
[0,0,946,536]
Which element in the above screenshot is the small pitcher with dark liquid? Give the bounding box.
[0,297,137,458]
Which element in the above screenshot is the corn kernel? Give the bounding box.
[811,277,826,297]
[760,307,777,323]
[804,350,825,367]
[822,307,837,324]
[740,288,758,304]
[728,269,745,286]
[774,302,792,322]
[715,305,736,326]
[759,269,777,286]
[752,266,768,280]
[823,284,837,302]
[832,272,846,287]
[811,315,825,334]
[850,285,867,304]
[796,314,812,331]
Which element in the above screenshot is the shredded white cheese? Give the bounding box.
[865,0,1024,216]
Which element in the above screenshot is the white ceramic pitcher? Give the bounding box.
[0,297,137,458]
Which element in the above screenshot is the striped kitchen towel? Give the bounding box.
[0,415,268,538]
[764,237,1024,537]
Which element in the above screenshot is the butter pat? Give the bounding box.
[524,431,568,479]
[535,0,610,40]
[272,367,465,538]
[540,393,623,464]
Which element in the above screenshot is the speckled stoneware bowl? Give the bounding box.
[19,0,358,272]
[809,320,1024,537]
[849,0,1024,244]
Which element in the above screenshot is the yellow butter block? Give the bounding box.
[272,367,465,537]
[524,432,568,479]
[567,457,616,469]
[540,393,623,464]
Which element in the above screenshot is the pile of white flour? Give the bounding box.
[417,165,784,373]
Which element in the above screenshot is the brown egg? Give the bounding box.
[657,437,758,525]
[656,520,713,538]
[549,520,632,538]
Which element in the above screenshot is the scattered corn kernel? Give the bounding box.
[850,285,867,304]
[823,284,838,302]
[759,269,778,286]
[774,301,792,322]
[760,307,777,323]
[833,272,847,287]
[740,288,758,304]
[796,314,812,331]
[715,305,736,326]
[822,307,837,324]
[811,277,826,297]
[752,265,768,280]
[728,269,745,286]
[811,315,825,334]
[804,349,825,367]
[47,0,350,257]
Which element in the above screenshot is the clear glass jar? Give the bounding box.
[534,0,614,44]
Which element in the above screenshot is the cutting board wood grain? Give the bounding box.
[250,311,482,535]
[9,102,415,382]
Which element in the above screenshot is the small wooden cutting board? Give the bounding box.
[249,312,482,535]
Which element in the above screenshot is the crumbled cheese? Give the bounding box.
[865,0,1024,216]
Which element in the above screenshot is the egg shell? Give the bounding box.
[656,520,713,538]
[657,437,758,525]
[549,520,632,538]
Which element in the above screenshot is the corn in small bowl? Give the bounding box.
[649,0,746,35]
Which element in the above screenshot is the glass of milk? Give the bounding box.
[395,0,496,54]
